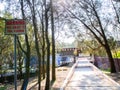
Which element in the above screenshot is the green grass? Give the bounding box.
[101,68,111,74]
[0,86,6,90]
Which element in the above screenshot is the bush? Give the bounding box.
[0,86,6,90]
[113,51,120,58]
[0,72,37,83]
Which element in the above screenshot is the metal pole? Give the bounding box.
[14,35,17,90]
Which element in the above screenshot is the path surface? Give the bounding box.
[64,57,120,90]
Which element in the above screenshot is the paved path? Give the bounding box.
[64,57,120,90]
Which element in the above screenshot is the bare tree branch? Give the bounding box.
[111,0,120,24]
[66,8,105,46]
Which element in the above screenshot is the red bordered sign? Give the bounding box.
[5,19,26,35]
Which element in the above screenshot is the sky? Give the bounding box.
[56,31,75,44]
[55,23,75,44]
[0,2,6,11]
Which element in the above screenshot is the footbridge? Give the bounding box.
[60,57,120,90]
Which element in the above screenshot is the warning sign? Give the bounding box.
[5,19,26,35]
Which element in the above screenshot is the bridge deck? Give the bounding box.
[63,58,120,90]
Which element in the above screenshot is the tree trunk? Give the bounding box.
[104,43,116,73]
[30,0,41,89]
[45,42,50,90]
[50,0,56,83]
[20,0,31,89]
[45,1,50,89]
[41,9,45,79]
[42,44,45,79]
[21,35,31,90]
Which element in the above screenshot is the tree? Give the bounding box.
[111,0,120,40]
[50,0,56,83]
[1,0,53,89]
[40,2,46,80]
[17,45,24,81]
[65,0,116,73]
[0,12,13,80]
[107,36,117,50]
[19,0,31,89]
[112,0,120,24]
[26,0,44,89]
[44,0,51,89]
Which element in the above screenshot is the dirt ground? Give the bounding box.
[106,72,120,85]
[0,63,74,90]
[28,63,74,90]
[1,63,120,90]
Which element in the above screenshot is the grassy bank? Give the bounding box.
[101,68,111,74]
[0,85,6,90]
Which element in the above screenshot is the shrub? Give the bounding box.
[113,51,120,58]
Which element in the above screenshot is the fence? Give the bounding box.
[94,56,120,72]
